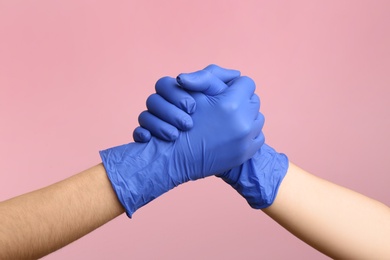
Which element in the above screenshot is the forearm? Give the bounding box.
[263,163,390,259]
[0,163,124,259]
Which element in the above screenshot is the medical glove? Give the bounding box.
[100,69,263,217]
[134,65,289,208]
[133,64,241,142]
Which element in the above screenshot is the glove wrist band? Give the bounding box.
[100,139,177,217]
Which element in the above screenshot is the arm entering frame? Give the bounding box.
[0,164,125,259]
[263,162,390,259]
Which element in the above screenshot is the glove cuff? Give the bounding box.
[221,144,289,209]
[99,138,177,217]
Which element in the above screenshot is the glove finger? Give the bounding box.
[133,126,152,143]
[251,112,265,140]
[155,76,196,114]
[239,113,265,158]
[203,64,241,83]
[138,111,179,141]
[176,70,227,96]
[147,93,193,131]
[250,94,261,118]
[253,132,265,149]
[224,76,256,102]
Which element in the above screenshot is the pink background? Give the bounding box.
[1,1,389,259]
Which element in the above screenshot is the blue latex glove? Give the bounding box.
[134,64,289,209]
[133,64,241,142]
[100,66,263,217]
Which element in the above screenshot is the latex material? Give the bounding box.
[218,144,288,208]
[133,64,289,208]
[133,64,241,142]
[101,69,263,217]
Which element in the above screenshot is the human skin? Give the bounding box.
[135,65,390,259]
[0,66,260,259]
[263,163,390,259]
[0,164,125,259]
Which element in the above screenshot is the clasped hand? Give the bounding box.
[100,65,269,217]
[131,64,288,211]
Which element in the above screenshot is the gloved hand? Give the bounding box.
[133,64,242,142]
[100,65,263,217]
[134,64,289,209]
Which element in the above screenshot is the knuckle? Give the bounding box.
[133,127,150,143]
[240,76,256,91]
[259,132,266,144]
[138,110,149,124]
[146,93,160,108]
[259,113,265,125]
[179,115,193,130]
[155,76,174,92]
[220,100,240,113]
[240,122,253,136]
[240,75,255,85]
[201,69,213,80]
[203,64,219,73]
[252,93,261,106]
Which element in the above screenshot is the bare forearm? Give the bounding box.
[0,163,124,259]
[263,163,390,259]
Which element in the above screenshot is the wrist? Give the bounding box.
[219,144,289,209]
[99,138,177,217]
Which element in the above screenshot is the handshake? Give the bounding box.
[100,65,288,217]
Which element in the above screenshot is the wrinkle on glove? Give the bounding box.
[100,138,177,217]
[102,68,263,217]
[219,144,289,209]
